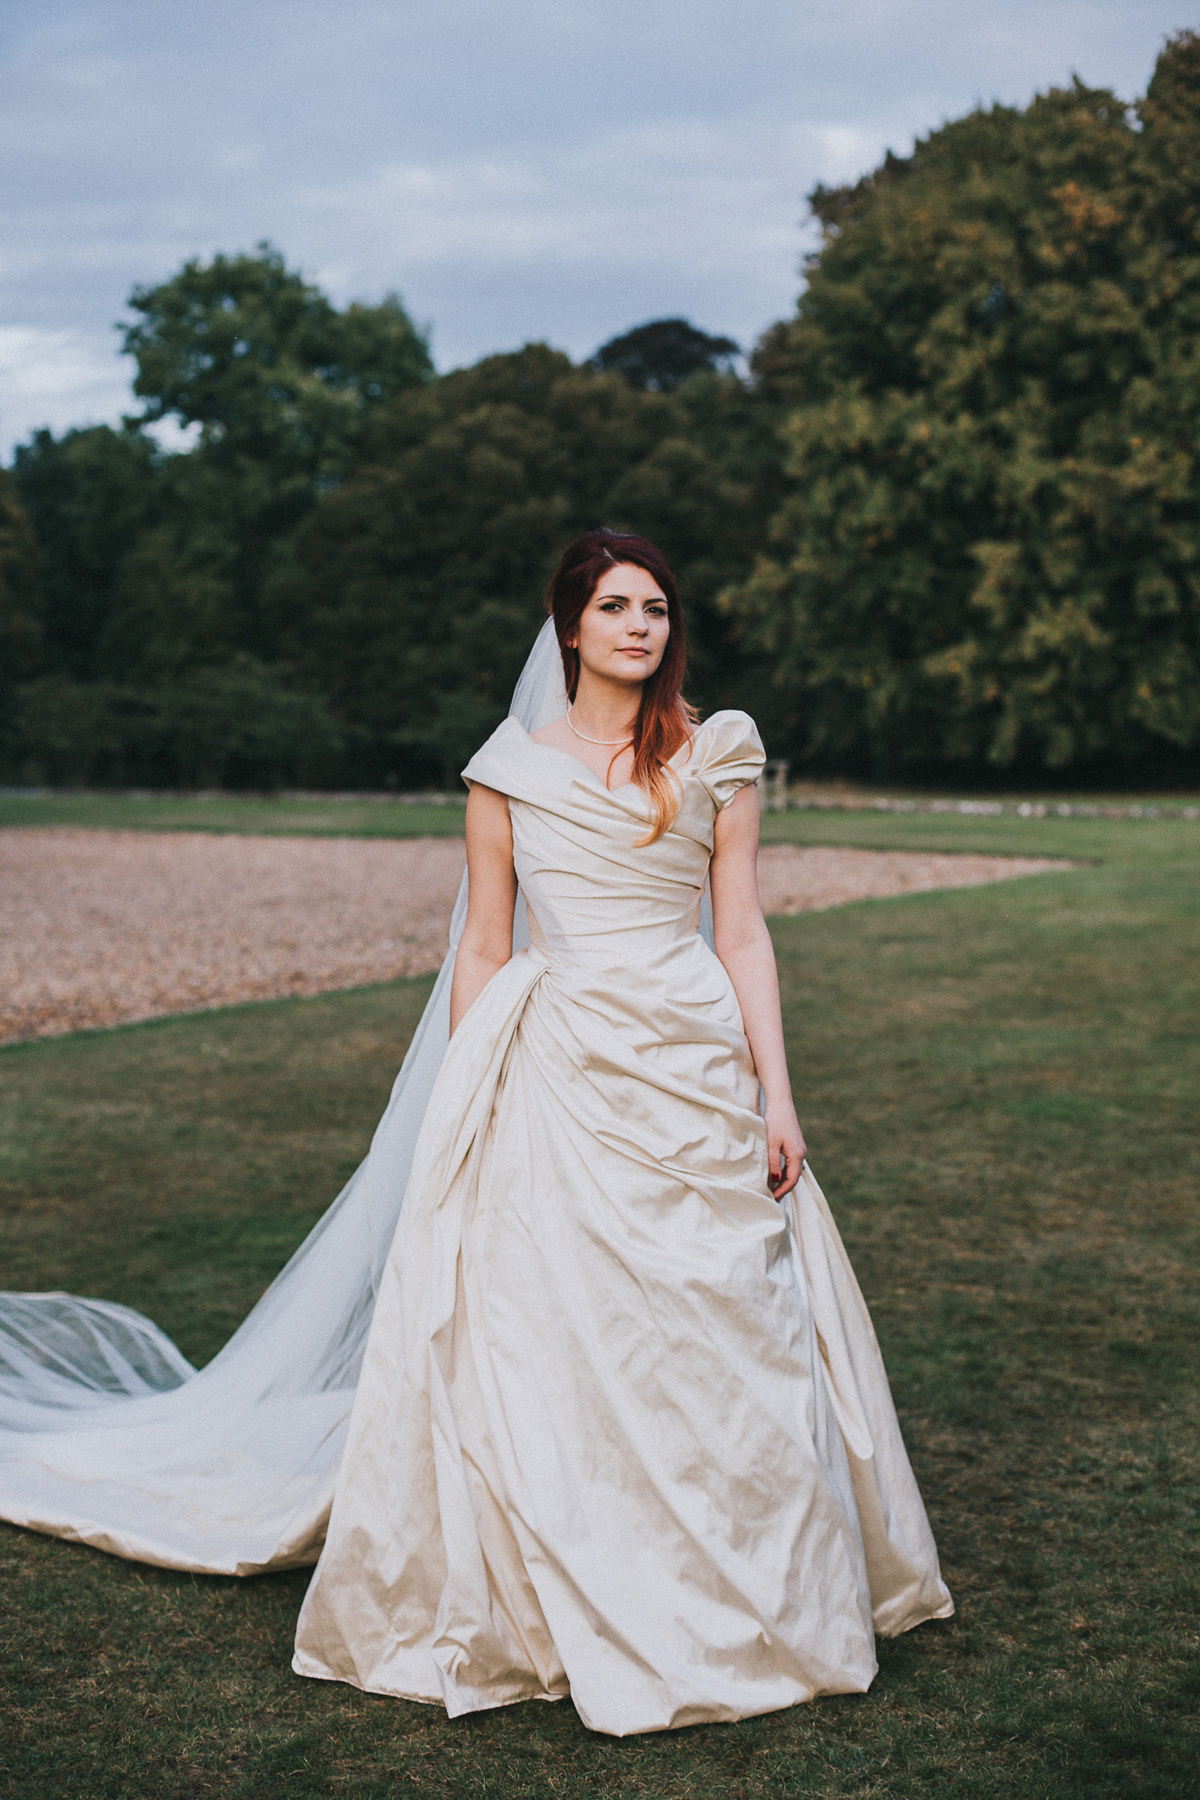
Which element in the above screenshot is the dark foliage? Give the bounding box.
[6,42,1200,789]
[1,255,776,789]
[0,468,40,670]
[3,250,433,787]
[267,344,765,783]
[0,468,42,769]
[124,243,433,463]
[11,427,161,681]
[722,33,1200,778]
[12,662,343,789]
[590,318,741,392]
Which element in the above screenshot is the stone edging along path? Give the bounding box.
[782,795,1200,820]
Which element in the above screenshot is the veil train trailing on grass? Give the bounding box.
[0,623,572,1573]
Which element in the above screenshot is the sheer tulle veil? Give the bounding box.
[0,619,717,1575]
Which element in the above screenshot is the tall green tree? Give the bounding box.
[122,245,433,660]
[724,32,1200,775]
[1,240,430,785]
[125,244,432,467]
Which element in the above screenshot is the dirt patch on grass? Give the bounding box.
[0,829,1071,1044]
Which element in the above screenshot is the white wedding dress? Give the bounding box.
[294,710,952,1731]
[0,622,951,1737]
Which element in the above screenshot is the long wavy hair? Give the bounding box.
[544,529,697,843]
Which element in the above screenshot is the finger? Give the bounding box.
[774,1141,804,1198]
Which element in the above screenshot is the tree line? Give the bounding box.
[3,32,1198,789]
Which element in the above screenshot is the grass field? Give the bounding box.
[0,791,467,838]
[1,807,1198,1798]
[2,783,1197,842]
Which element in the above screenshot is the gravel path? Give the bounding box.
[754,843,1072,915]
[0,829,1071,1045]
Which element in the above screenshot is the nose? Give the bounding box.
[629,616,649,636]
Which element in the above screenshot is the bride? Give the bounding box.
[0,528,951,1737]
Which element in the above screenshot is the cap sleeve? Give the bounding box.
[460,717,536,800]
[692,710,766,812]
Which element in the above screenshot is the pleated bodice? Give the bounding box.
[467,710,762,974]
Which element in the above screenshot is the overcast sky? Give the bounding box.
[0,0,1188,457]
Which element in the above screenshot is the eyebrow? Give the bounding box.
[594,590,668,604]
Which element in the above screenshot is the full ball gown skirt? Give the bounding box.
[292,711,953,1735]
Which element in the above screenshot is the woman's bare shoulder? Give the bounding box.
[529,715,569,747]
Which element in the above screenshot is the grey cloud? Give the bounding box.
[0,0,1186,453]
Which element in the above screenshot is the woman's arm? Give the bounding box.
[449,783,518,1035]
[709,782,807,1199]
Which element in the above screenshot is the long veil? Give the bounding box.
[0,619,664,1576]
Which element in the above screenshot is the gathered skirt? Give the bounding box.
[292,943,952,1735]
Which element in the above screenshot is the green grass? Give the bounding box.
[758,801,1198,864]
[4,785,1196,847]
[0,791,467,838]
[1,812,1198,1798]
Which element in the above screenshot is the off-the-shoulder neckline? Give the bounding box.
[506,710,741,796]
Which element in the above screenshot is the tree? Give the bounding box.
[3,243,427,785]
[0,469,40,771]
[0,469,39,669]
[723,33,1200,775]
[7,247,775,787]
[122,247,434,661]
[124,245,432,469]
[11,426,161,680]
[269,345,753,783]
[12,660,342,788]
[590,319,741,393]
[9,425,246,692]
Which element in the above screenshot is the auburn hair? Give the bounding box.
[544,529,698,843]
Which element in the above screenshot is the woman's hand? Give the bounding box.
[764,1098,807,1201]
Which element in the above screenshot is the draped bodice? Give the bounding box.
[461,711,766,980]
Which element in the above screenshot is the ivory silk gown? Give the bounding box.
[292,710,953,1735]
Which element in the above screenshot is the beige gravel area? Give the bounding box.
[754,843,1072,916]
[0,829,467,1045]
[0,829,1071,1045]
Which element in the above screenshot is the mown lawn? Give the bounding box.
[0,791,466,839]
[1,784,1195,843]
[1,809,1197,1798]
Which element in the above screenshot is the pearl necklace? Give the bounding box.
[566,705,634,748]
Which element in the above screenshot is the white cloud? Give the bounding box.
[807,126,892,186]
[0,327,132,450]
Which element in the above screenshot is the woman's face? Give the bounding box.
[570,563,671,689]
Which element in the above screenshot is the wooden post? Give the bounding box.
[762,759,790,812]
